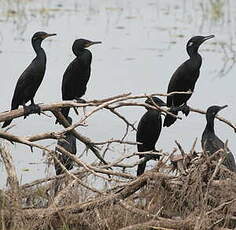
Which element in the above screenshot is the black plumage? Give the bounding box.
[2,31,56,128]
[61,39,101,119]
[164,35,214,127]
[201,105,236,173]
[54,116,77,175]
[136,97,166,176]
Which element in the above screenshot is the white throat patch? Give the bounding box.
[188,41,194,47]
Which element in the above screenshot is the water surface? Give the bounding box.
[0,0,236,187]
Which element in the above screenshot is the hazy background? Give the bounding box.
[0,0,236,187]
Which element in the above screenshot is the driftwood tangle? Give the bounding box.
[0,92,236,230]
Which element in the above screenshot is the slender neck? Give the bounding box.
[205,116,215,133]
[73,47,85,57]
[187,47,202,70]
[32,39,44,56]
[187,45,200,58]
[31,39,46,73]
[74,48,92,66]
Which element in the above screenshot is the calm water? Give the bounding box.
[0,0,236,187]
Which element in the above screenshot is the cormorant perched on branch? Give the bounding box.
[55,116,77,175]
[2,31,56,128]
[164,35,214,127]
[201,105,236,173]
[136,97,166,176]
[61,39,101,119]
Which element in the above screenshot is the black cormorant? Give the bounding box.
[2,31,56,128]
[61,39,101,119]
[201,105,236,173]
[136,97,166,176]
[163,35,214,127]
[55,116,77,175]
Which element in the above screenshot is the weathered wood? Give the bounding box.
[0,142,19,196]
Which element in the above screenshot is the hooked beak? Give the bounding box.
[219,105,228,111]
[201,35,215,43]
[85,41,102,47]
[43,33,57,39]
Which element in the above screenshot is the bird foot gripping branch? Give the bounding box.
[176,104,190,116]
[75,98,87,104]
[23,104,41,119]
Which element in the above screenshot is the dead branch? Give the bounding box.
[106,107,137,131]
[0,141,22,229]
[0,92,234,137]
[1,148,236,229]
[22,172,170,223]
[52,179,81,207]
[109,102,182,120]
[0,142,19,194]
[118,218,194,230]
[91,139,139,146]
[56,145,117,182]
[0,91,186,123]
[0,91,236,229]
[52,110,108,165]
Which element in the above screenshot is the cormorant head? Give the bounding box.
[66,116,73,125]
[206,105,227,121]
[32,31,56,43]
[72,39,102,56]
[186,35,214,55]
[145,97,166,110]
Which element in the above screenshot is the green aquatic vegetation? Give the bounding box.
[209,0,225,20]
